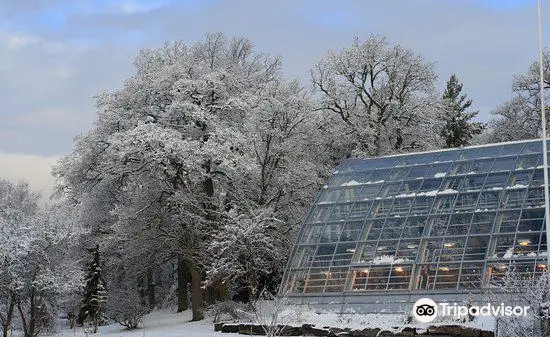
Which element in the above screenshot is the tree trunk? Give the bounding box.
[177,256,190,312]
[147,269,156,309]
[2,296,15,337]
[188,262,204,321]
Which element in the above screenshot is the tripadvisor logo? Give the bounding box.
[412,298,530,323]
[413,298,438,323]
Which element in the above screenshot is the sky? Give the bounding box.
[0,0,548,200]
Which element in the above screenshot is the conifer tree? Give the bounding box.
[441,74,484,148]
[77,245,107,333]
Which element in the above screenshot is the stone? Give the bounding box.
[221,323,240,333]
[301,324,330,336]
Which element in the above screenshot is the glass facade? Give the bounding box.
[283,140,549,296]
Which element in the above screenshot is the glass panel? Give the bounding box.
[454,193,479,212]
[365,266,391,291]
[410,196,434,214]
[399,180,422,194]
[423,238,444,263]
[389,167,410,180]
[337,187,362,202]
[524,187,545,208]
[303,269,328,293]
[349,201,372,220]
[476,191,501,211]
[498,143,524,156]
[292,245,316,267]
[461,175,487,191]
[364,220,385,240]
[492,157,517,171]
[375,156,400,169]
[320,223,343,243]
[302,224,325,243]
[340,221,363,241]
[356,242,377,263]
[317,189,342,204]
[370,200,393,218]
[328,204,352,221]
[328,173,355,187]
[390,198,412,215]
[470,211,494,234]
[476,146,499,159]
[388,265,412,290]
[378,182,403,198]
[439,237,466,262]
[518,209,544,232]
[418,179,443,193]
[407,165,430,179]
[351,269,370,291]
[308,205,333,223]
[450,161,472,175]
[491,234,517,259]
[463,236,489,260]
[497,210,521,233]
[312,244,336,267]
[402,217,426,238]
[470,158,495,174]
[520,141,541,154]
[459,262,484,289]
[484,172,510,189]
[502,189,527,209]
[395,239,421,262]
[531,170,545,186]
[380,218,404,240]
[332,243,356,266]
[516,154,541,170]
[432,195,457,214]
[434,263,460,289]
[358,185,382,201]
[369,169,391,182]
[427,162,451,178]
[429,215,451,236]
[416,264,438,290]
[447,213,473,235]
[289,270,308,293]
[436,150,459,162]
[324,267,347,292]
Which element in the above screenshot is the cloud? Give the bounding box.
[0,153,59,204]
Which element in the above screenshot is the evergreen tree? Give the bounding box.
[77,245,107,333]
[441,74,484,148]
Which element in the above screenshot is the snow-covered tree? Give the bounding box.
[76,245,106,333]
[486,48,550,143]
[53,33,327,321]
[0,179,82,337]
[441,74,484,148]
[311,35,444,157]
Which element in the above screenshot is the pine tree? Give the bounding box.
[441,74,484,148]
[77,245,107,333]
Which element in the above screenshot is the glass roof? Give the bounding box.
[283,139,549,295]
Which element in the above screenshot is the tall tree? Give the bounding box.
[486,49,550,143]
[53,33,327,321]
[440,74,484,148]
[77,245,107,333]
[311,35,443,157]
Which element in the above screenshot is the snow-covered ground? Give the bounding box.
[39,303,495,337]
[43,310,240,337]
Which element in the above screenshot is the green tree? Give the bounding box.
[441,74,484,148]
[77,245,107,333]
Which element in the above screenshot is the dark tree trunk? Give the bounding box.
[1,296,15,337]
[189,262,204,321]
[177,256,190,312]
[147,269,156,309]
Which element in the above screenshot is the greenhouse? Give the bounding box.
[282,139,549,312]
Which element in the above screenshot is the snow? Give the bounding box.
[417,190,438,197]
[503,247,514,259]
[507,184,528,189]
[44,310,239,337]
[341,180,360,186]
[437,188,458,194]
[434,172,446,178]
